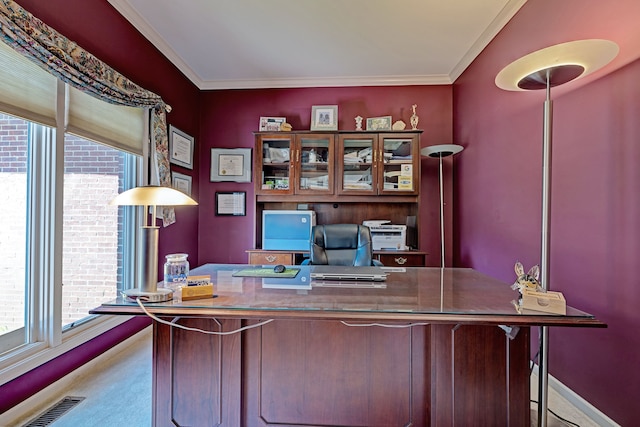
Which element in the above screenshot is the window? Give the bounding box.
[0,39,147,381]
[0,114,28,354]
[62,134,136,330]
[0,111,142,358]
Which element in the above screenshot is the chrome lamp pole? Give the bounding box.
[421,144,464,268]
[496,39,618,427]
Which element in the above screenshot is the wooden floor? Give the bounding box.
[9,327,604,427]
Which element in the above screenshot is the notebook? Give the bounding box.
[309,265,387,282]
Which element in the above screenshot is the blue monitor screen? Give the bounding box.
[262,210,316,251]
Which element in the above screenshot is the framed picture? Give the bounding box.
[210,148,252,182]
[310,105,338,131]
[366,116,392,131]
[215,191,246,216]
[259,116,286,131]
[169,125,194,169]
[171,171,192,196]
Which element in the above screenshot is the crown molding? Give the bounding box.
[449,0,528,82]
[108,0,526,90]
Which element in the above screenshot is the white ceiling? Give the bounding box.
[108,0,526,90]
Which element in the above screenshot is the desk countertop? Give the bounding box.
[90,264,605,327]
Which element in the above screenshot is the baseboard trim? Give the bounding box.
[531,364,620,427]
[0,326,152,426]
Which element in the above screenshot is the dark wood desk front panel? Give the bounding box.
[92,265,602,426]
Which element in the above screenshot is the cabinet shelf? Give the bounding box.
[253,130,423,262]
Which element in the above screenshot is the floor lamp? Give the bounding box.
[421,144,464,268]
[495,39,618,427]
[110,185,198,302]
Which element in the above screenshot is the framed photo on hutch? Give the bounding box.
[366,116,392,131]
[210,148,252,182]
[169,125,194,169]
[259,116,286,131]
[310,105,338,131]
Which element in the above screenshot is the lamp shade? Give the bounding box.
[421,144,464,158]
[495,39,619,91]
[110,185,197,206]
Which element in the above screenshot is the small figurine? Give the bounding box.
[511,261,542,295]
[355,115,363,131]
[410,104,419,130]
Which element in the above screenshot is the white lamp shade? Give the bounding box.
[110,185,197,206]
[495,39,619,91]
[421,144,464,158]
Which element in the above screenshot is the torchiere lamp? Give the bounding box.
[495,39,618,427]
[421,144,464,268]
[110,185,198,302]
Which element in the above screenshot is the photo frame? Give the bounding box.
[366,116,393,131]
[259,116,286,131]
[210,148,252,182]
[310,105,338,131]
[215,191,246,216]
[169,125,194,169]
[171,171,192,196]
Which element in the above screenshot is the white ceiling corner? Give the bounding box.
[107,0,527,90]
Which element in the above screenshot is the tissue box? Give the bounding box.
[521,289,566,315]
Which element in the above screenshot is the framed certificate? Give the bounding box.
[215,191,246,216]
[210,148,252,182]
[169,125,194,169]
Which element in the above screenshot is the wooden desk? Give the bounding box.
[91,265,604,427]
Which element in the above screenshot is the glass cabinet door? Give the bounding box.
[337,135,377,195]
[378,135,419,195]
[295,134,334,194]
[257,135,293,194]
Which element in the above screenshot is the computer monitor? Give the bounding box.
[262,210,316,251]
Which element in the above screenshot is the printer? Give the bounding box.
[363,220,408,251]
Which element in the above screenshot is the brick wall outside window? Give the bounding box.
[0,114,124,332]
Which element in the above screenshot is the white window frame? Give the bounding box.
[0,79,148,385]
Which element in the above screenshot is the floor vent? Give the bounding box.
[22,396,85,427]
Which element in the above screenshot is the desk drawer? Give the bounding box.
[248,251,294,265]
[376,252,425,267]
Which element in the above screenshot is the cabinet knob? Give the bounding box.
[265,255,277,263]
[394,257,407,265]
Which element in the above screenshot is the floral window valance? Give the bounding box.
[0,0,176,224]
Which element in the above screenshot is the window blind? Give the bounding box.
[0,40,58,127]
[0,39,146,155]
[66,85,146,156]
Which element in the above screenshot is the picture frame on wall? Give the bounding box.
[169,125,194,169]
[259,116,286,131]
[216,191,246,216]
[366,116,392,131]
[310,105,338,131]
[171,171,192,196]
[210,148,252,182]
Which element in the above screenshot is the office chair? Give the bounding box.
[304,224,382,266]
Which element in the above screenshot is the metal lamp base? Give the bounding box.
[123,287,173,303]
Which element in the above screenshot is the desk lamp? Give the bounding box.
[110,185,198,302]
[495,39,618,427]
[421,144,464,268]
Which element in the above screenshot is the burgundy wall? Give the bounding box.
[453,1,640,424]
[0,0,199,413]
[197,86,452,265]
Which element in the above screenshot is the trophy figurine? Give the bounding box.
[410,104,419,130]
[355,115,363,131]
